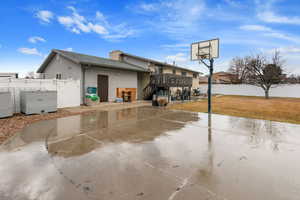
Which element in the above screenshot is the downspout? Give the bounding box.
[81,65,86,105]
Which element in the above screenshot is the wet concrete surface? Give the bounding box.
[1,106,300,200]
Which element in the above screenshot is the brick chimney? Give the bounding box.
[109,50,123,61]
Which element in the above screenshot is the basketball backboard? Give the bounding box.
[191,38,219,60]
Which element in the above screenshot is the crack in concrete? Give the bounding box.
[168,177,189,200]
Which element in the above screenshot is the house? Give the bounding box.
[212,72,234,84]
[109,50,201,98]
[198,72,234,85]
[0,73,18,78]
[199,76,208,84]
[37,49,201,104]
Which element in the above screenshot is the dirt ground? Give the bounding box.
[169,95,300,124]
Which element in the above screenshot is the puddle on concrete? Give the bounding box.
[1,106,300,200]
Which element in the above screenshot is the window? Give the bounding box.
[56,74,62,79]
[193,73,198,78]
[181,71,187,76]
[173,69,176,74]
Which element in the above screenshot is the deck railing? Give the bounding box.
[149,74,193,87]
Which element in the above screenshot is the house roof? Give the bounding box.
[37,49,149,73]
[114,50,202,74]
[213,71,233,76]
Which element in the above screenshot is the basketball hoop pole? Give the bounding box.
[208,59,214,114]
[192,38,219,114]
[199,58,213,114]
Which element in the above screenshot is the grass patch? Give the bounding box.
[168,95,300,124]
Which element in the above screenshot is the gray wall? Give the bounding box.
[84,66,138,101]
[43,54,140,102]
[43,54,83,103]
[43,54,82,80]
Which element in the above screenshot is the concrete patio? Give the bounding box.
[1,106,300,200]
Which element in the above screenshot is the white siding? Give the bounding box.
[43,54,82,80]
[42,54,139,102]
[84,67,138,101]
[43,54,83,103]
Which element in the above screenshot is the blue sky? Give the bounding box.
[0,0,300,76]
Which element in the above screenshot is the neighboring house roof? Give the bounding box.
[212,71,234,84]
[213,71,233,76]
[37,49,148,73]
[115,50,202,74]
[199,76,208,83]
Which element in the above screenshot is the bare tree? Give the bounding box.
[228,57,248,83]
[244,52,284,99]
[272,50,285,68]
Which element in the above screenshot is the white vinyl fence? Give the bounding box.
[0,78,81,113]
[199,84,300,98]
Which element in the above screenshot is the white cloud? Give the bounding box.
[139,3,158,12]
[265,46,300,54]
[263,32,300,43]
[57,6,136,41]
[28,36,46,43]
[88,23,107,35]
[103,23,137,41]
[64,47,73,51]
[57,7,101,34]
[95,11,109,26]
[165,53,188,63]
[258,11,300,25]
[161,43,189,51]
[18,48,42,56]
[134,0,206,38]
[262,46,300,74]
[280,46,300,54]
[36,10,54,23]
[239,24,300,43]
[57,16,74,27]
[255,1,300,25]
[224,0,241,8]
[57,6,108,35]
[240,25,272,32]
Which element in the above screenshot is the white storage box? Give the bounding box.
[20,91,57,114]
[0,92,13,118]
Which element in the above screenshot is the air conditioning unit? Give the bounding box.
[20,91,57,115]
[0,91,13,118]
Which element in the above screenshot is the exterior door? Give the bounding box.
[97,75,109,102]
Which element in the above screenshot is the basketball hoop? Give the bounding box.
[190,38,220,114]
[191,38,219,61]
[197,54,209,60]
